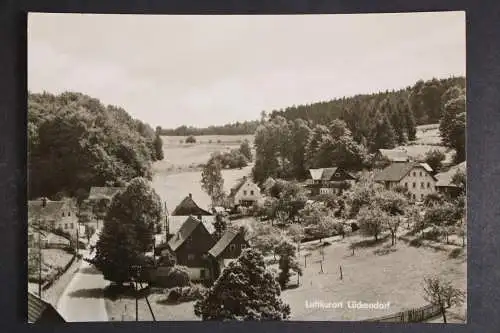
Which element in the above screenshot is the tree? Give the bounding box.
[423,276,465,323]
[154,134,164,160]
[276,181,308,222]
[385,216,401,246]
[239,139,253,162]
[440,95,466,163]
[369,114,396,153]
[424,149,446,174]
[357,205,386,242]
[213,212,228,240]
[373,189,408,217]
[201,156,226,207]
[185,135,196,143]
[91,177,162,284]
[194,248,291,320]
[276,240,302,289]
[287,223,305,252]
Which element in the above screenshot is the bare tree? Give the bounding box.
[385,216,401,246]
[423,276,465,323]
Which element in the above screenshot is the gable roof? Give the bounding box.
[309,167,356,181]
[28,199,69,222]
[171,194,212,216]
[378,149,410,162]
[28,292,65,323]
[168,216,207,251]
[374,162,427,182]
[168,215,215,235]
[208,230,241,258]
[435,161,466,187]
[88,187,125,201]
[229,176,249,198]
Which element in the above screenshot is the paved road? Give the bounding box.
[56,229,109,322]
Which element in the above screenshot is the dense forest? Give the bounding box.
[252,77,466,184]
[28,91,164,200]
[157,120,261,136]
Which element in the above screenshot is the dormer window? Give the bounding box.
[335,173,340,177]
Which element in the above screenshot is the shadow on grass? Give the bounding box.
[373,245,398,256]
[78,266,102,275]
[351,235,390,249]
[68,288,105,299]
[103,283,153,301]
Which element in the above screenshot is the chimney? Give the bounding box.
[189,193,192,199]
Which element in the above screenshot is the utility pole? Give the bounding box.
[38,218,42,298]
[131,265,142,321]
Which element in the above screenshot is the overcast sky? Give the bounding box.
[28,12,465,128]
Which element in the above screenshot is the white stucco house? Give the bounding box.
[228,176,262,207]
[374,162,437,202]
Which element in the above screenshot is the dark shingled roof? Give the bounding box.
[28,292,65,323]
[309,167,356,181]
[171,194,212,216]
[88,187,125,200]
[374,162,423,182]
[168,216,205,251]
[208,230,238,258]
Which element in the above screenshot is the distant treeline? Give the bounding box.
[157,121,261,136]
[28,91,163,200]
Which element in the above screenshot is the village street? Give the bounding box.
[56,228,109,322]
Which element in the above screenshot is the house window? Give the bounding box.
[404,183,408,188]
[421,182,425,189]
[413,172,416,177]
[243,190,247,196]
[420,171,423,177]
[68,212,71,216]
[420,194,424,200]
[230,244,236,251]
[62,212,65,217]
[412,182,416,188]
[412,194,416,200]
[250,190,254,195]
[64,223,67,229]
[188,254,195,261]
[427,182,430,188]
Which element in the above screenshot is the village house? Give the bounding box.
[167,193,214,238]
[228,176,262,208]
[307,167,357,196]
[208,229,249,280]
[28,198,79,239]
[374,162,437,202]
[435,161,466,197]
[167,216,216,281]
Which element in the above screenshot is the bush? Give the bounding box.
[165,285,206,304]
[153,265,190,288]
[186,135,196,143]
[409,238,423,247]
[423,227,442,241]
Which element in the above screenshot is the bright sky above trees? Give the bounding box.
[28,11,465,128]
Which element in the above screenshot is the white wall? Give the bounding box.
[234,180,261,204]
[398,167,437,201]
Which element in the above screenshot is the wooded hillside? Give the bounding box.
[28,91,164,200]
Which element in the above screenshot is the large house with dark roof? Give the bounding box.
[228,176,262,208]
[307,167,357,196]
[28,292,66,323]
[167,216,216,281]
[374,162,437,202]
[88,186,125,202]
[28,198,79,239]
[166,194,214,240]
[208,229,249,280]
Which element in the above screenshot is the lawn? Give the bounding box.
[106,292,199,321]
[277,233,466,321]
[28,248,74,283]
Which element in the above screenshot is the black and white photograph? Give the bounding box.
[27,12,466,323]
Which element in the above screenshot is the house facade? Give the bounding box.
[168,216,216,281]
[374,162,437,202]
[307,167,357,196]
[208,230,249,280]
[228,176,262,207]
[28,198,79,239]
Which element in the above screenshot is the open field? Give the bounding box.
[154,135,254,175]
[279,233,466,321]
[152,165,253,213]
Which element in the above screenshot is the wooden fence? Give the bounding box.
[363,303,442,323]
